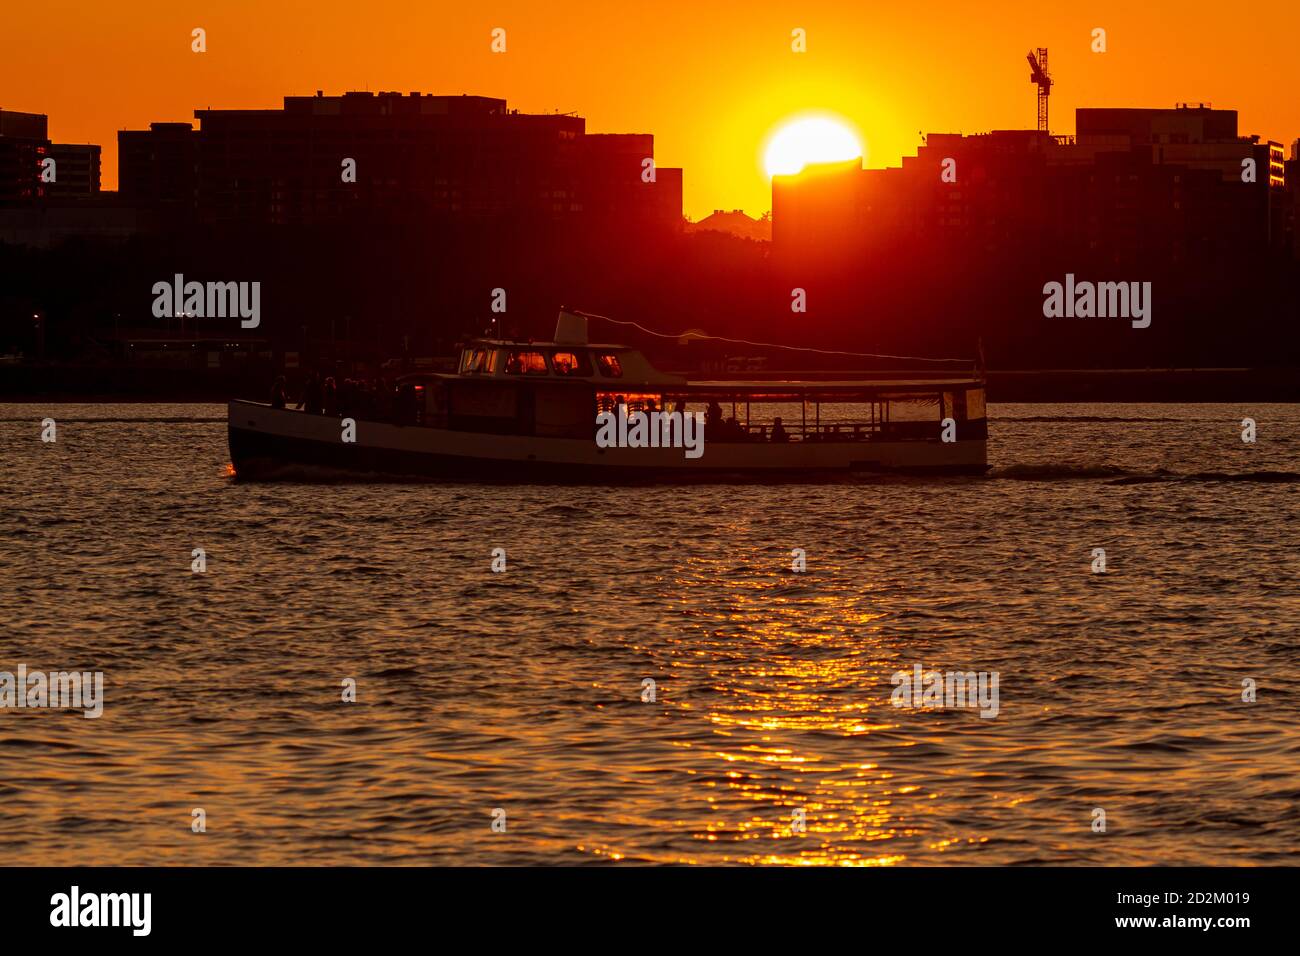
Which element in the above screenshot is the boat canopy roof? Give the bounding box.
[685,378,982,391]
[466,337,637,351]
[652,379,985,403]
[443,310,981,393]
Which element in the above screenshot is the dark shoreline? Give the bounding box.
[987,367,1299,402]
[0,366,1296,403]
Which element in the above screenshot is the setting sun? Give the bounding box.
[763,114,864,178]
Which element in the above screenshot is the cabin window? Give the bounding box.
[965,387,986,420]
[880,392,940,421]
[596,391,660,413]
[595,353,623,377]
[504,350,549,375]
[460,348,498,374]
[551,351,592,376]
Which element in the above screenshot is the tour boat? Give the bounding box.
[227,310,989,480]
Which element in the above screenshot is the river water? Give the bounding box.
[1,403,1297,865]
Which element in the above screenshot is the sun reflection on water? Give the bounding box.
[600,544,959,865]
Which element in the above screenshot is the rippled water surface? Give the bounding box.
[1,403,1297,865]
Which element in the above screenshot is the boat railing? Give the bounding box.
[730,419,985,443]
[728,420,900,443]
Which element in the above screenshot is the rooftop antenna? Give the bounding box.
[1027,48,1052,133]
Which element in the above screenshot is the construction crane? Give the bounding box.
[1027,48,1052,133]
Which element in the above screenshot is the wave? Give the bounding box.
[231,463,435,484]
[1108,470,1300,485]
[991,464,1140,480]
[999,415,1217,423]
[0,417,225,424]
[991,463,1300,483]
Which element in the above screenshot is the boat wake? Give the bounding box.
[1105,470,1300,485]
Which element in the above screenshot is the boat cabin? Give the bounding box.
[396,311,987,443]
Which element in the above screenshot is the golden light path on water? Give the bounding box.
[575,544,989,865]
[2,403,1298,866]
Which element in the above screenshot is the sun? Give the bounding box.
[763,114,864,178]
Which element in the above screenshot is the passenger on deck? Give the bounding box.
[322,377,338,416]
[270,376,287,409]
[674,398,687,415]
[706,401,723,430]
[770,417,790,442]
[298,373,322,415]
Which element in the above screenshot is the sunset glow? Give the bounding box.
[763,115,863,177]
[3,3,1298,219]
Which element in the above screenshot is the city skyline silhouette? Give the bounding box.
[4,3,1299,218]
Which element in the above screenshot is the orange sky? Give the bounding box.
[3,1,1297,219]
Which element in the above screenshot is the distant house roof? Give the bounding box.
[687,208,771,241]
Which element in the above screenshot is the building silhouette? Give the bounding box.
[0,108,50,202]
[117,92,682,230]
[770,105,1298,368]
[775,106,1290,270]
[0,108,133,246]
[688,208,771,241]
[1288,141,1300,259]
[45,144,101,197]
[118,122,198,207]
[3,97,1295,375]
[0,108,102,201]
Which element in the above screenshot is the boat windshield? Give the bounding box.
[459,348,498,374]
